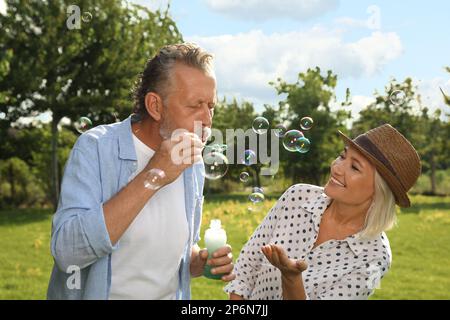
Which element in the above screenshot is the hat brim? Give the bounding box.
[338,130,411,208]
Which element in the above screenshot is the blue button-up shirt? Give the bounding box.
[47,114,205,300]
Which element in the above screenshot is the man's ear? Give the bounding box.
[144,92,163,121]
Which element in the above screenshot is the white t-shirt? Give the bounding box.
[109,134,189,300]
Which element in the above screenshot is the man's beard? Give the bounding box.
[159,113,174,140]
[159,113,211,142]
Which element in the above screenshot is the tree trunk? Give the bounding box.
[254,166,261,188]
[51,117,60,211]
[314,173,321,187]
[429,152,437,195]
[8,162,16,205]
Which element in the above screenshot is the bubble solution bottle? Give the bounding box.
[203,219,227,280]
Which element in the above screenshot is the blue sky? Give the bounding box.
[2,0,449,122]
[137,0,450,118]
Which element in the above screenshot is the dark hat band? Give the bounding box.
[353,134,406,191]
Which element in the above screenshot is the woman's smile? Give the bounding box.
[330,176,346,187]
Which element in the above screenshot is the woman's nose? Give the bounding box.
[331,159,345,176]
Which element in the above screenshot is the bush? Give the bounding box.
[410,169,450,196]
[0,157,46,209]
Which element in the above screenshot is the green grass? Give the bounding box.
[0,194,449,300]
[0,209,53,299]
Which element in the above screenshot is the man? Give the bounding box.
[47,43,235,300]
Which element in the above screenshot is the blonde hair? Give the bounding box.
[358,170,397,240]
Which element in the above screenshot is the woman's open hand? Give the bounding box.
[261,244,308,279]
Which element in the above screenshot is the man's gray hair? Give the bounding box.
[132,42,215,118]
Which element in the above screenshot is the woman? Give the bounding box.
[224,124,421,300]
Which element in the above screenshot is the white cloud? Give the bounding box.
[333,79,450,128]
[335,5,382,31]
[188,28,403,109]
[204,0,339,21]
[129,0,170,12]
[0,0,7,15]
[348,95,375,123]
[416,77,450,120]
[335,17,369,29]
[329,95,375,128]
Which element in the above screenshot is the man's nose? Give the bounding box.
[200,104,213,127]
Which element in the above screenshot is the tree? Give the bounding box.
[30,123,77,201]
[417,108,448,194]
[206,98,258,192]
[270,67,351,185]
[0,121,77,208]
[351,78,418,141]
[353,77,449,195]
[0,0,182,209]
[0,157,45,208]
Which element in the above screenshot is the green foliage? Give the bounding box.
[0,0,182,124]
[0,157,45,208]
[30,124,77,198]
[352,78,417,138]
[0,123,77,208]
[412,169,450,196]
[0,48,12,105]
[352,77,449,194]
[270,67,351,185]
[0,0,183,208]
[206,98,258,192]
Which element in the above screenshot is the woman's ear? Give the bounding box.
[144,92,163,122]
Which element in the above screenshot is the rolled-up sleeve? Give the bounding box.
[51,136,114,272]
[224,187,294,299]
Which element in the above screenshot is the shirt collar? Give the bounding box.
[300,188,367,256]
[117,114,139,161]
[345,233,366,256]
[300,188,332,231]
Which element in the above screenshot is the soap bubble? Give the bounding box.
[274,124,287,138]
[252,117,269,135]
[300,117,314,131]
[144,169,166,190]
[239,172,250,182]
[74,117,92,134]
[282,130,304,152]
[203,151,229,180]
[242,149,257,166]
[82,12,93,23]
[390,90,406,106]
[249,187,265,203]
[297,137,311,153]
[207,144,227,153]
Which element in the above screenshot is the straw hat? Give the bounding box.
[338,124,421,208]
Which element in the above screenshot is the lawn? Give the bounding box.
[0,194,449,300]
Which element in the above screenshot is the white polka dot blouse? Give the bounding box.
[224,184,392,300]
